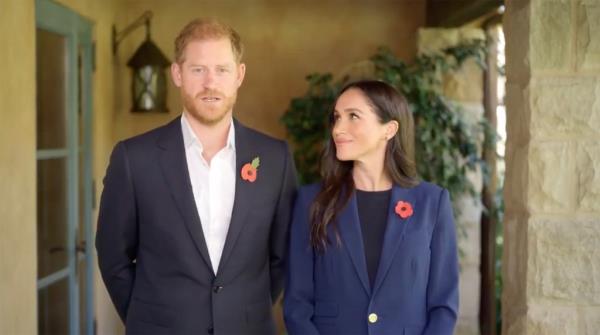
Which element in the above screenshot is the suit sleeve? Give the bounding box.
[95,141,138,323]
[283,188,320,335]
[269,142,298,303]
[424,188,459,335]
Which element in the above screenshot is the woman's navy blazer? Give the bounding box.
[284,182,459,335]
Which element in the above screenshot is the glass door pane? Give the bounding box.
[36,28,67,150]
[37,158,68,278]
[36,23,72,335]
[38,280,70,334]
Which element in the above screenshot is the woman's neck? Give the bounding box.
[352,160,392,191]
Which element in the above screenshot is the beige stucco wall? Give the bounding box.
[0,0,125,333]
[113,1,424,333]
[111,3,426,333]
[1,0,426,334]
[113,0,427,141]
[503,0,600,334]
[0,0,37,334]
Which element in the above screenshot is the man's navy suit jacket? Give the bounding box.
[284,182,458,335]
[96,116,297,334]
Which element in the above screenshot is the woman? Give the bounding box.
[284,80,458,335]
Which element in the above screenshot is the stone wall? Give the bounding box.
[503,0,600,334]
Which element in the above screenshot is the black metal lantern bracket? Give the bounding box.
[112,11,171,112]
[112,11,154,54]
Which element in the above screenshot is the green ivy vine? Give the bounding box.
[281,40,489,207]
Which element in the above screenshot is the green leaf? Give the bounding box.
[251,157,260,169]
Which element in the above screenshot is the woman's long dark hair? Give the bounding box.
[309,80,418,252]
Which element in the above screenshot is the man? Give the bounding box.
[96,18,297,335]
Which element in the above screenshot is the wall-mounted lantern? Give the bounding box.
[113,11,170,113]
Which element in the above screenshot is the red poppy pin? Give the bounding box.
[241,156,260,183]
[395,200,413,219]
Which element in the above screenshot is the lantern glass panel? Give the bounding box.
[133,65,155,111]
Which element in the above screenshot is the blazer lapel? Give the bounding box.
[157,117,214,275]
[372,185,416,295]
[217,120,255,275]
[338,192,371,296]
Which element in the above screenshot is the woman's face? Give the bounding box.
[332,88,396,164]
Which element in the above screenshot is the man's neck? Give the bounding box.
[184,111,232,164]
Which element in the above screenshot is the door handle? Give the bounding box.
[76,240,86,254]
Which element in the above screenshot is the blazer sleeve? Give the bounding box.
[269,142,298,303]
[283,188,320,335]
[424,188,459,335]
[95,141,138,323]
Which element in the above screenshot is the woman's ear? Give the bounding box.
[386,120,399,140]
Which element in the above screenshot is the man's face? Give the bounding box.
[171,38,245,125]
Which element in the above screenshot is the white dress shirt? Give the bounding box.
[181,114,236,273]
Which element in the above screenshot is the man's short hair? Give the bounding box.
[174,18,244,64]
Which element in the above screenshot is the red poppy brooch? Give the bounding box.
[241,156,260,183]
[395,200,413,219]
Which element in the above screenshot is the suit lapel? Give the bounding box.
[217,120,255,275]
[338,192,371,296]
[157,117,214,275]
[372,185,416,295]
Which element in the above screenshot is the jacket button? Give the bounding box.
[368,313,378,323]
[213,285,223,293]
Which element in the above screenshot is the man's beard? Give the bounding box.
[182,89,237,126]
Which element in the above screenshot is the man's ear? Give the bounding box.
[171,62,183,87]
[236,63,246,87]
